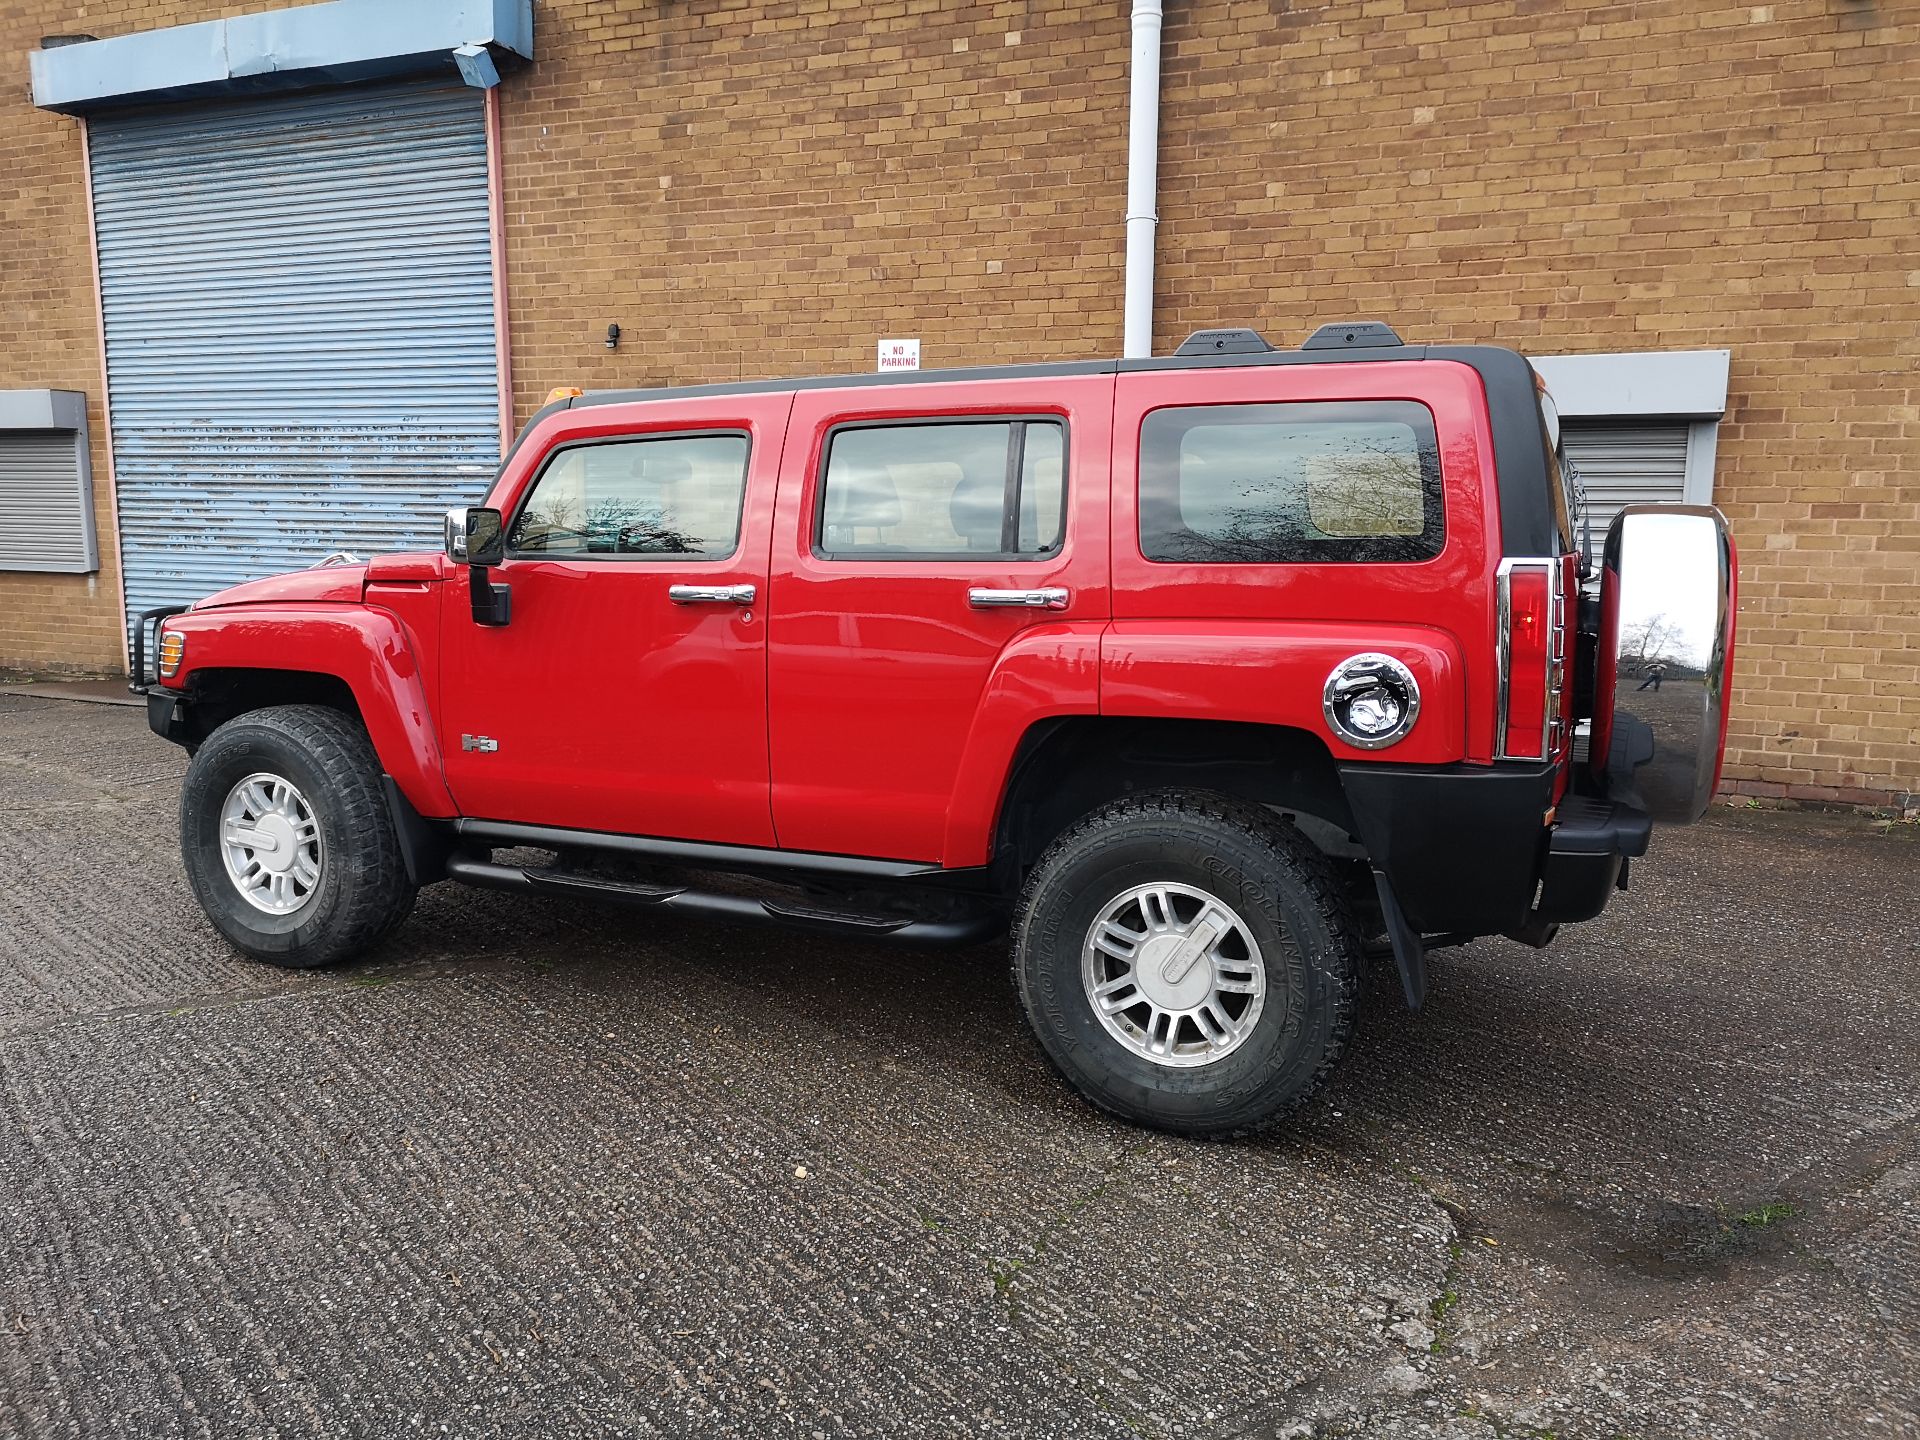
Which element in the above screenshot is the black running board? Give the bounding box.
[445,856,1003,947]
[449,816,997,887]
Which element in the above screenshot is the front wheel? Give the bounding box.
[180,705,416,968]
[1011,792,1360,1138]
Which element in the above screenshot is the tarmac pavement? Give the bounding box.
[0,692,1914,1438]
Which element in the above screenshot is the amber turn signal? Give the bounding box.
[156,628,185,680]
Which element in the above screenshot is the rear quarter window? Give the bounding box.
[1138,400,1444,564]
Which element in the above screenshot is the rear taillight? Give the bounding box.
[1497,559,1565,761]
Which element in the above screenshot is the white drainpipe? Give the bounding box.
[1122,0,1165,359]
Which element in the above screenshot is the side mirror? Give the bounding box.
[465,507,506,567]
[445,506,506,566]
[445,507,511,626]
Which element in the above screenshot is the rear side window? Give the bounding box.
[509,433,749,559]
[1138,401,1443,564]
[817,420,1065,559]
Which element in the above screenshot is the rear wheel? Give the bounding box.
[1011,792,1360,1137]
[180,705,415,968]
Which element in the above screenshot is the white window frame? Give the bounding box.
[1528,348,1730,504]
[0,388,98,574]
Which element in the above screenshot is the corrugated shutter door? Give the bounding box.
[1562,423,1691,567]
[0,432,96,573]
[89,80,498,628]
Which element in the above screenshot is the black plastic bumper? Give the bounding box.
[1338,762,1650,937]
[146,688,186,744]
[1531,793,1651,925]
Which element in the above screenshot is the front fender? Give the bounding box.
[162,604,456,818]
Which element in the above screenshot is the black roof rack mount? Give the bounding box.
[1173,327,1277,357]
[1302,321,1404,350]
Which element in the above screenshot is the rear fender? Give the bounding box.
[941,622,1105,867]
[1100,620,1468,763]
[162,605,455,817]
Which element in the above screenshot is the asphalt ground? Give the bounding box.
[0,692,1914,1439]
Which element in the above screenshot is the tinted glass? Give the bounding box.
[1017,423,1065,554]
[819,420,1065,558]
[1535,386,1577,553]
[1138,401,1444,564]
[509,434,749,558]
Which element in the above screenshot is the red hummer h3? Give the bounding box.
[139,322,1736,1136]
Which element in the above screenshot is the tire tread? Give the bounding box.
[181,704,415,967]
[1011,789,1361,1138]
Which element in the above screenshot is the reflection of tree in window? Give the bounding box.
[1141,405,1442,565]
[511,436,748,557]
[821,422,1064,557]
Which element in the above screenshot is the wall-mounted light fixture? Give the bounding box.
[605,323,621,351]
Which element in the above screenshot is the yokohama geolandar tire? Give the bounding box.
[180,705,416,968]
[1012,792,1360,1138]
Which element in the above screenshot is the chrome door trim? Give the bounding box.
[668,583,756,605]
[967,587,1069,610]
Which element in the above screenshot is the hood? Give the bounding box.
[192,551,447,611]
[194,563,369,610]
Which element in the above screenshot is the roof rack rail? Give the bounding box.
[1173,327,1277,357]
[1301,321,1404,350]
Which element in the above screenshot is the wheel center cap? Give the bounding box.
[254,814,298,874]
[1134,934,1214,1011]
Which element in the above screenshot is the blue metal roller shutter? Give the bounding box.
[88,79,499,631]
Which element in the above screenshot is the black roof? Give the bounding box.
[509,339,1556,557]
[571,340,1467,411]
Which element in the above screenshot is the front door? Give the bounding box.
[766,376,1113,862]
[438,395,790,845]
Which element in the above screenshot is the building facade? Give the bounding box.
[0,0,1914,809]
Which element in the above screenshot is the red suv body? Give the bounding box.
[141,324,1737,1135]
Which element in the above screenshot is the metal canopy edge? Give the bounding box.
[0,390,88,431]
[30,0,533,114]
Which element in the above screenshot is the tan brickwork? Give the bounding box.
[1,0,1913,807]
[494,2,1133,402]
[0,0,261,675]
[1146,0,1919,807]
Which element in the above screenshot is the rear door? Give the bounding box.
[1107,361,1503,763]
[766,376,1113,861]
[438,394,790,844]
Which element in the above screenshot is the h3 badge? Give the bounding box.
[460,734,499,754]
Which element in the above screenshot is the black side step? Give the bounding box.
[445,856,1003,947]
[453,817,965,884]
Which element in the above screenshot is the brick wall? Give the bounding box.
[1144,0,1918,806]
[2,0,1913,808]
[495,2,1133,403]
[0,1,262,675]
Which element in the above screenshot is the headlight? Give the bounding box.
[1322,653,1420,750]
[157,627,186,680]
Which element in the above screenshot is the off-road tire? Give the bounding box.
[180,704,416,968]
[1011,791,1360,1138]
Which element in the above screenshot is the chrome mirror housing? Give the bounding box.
[1592,506,1736,824]
[443,506,470,562]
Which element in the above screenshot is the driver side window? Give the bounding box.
[509,432,750,559]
